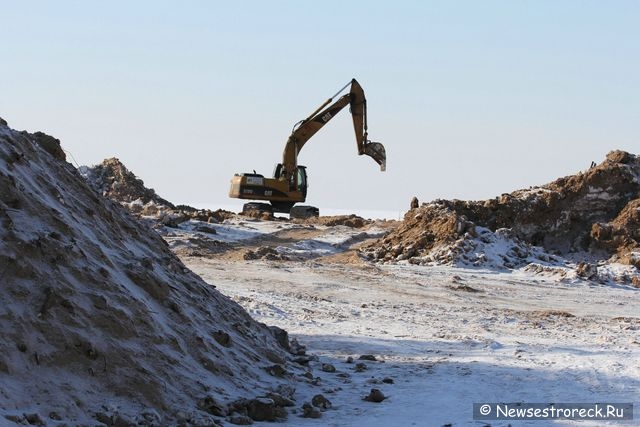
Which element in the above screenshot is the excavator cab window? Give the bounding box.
[296,166,308,197]
[273,163,283,179]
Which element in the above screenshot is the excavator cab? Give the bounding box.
[273,163,308,197]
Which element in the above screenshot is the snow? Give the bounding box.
[277,226,387,258]
[179,219,640,426]
[178,217,318,242]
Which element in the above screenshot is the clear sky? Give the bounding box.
[1,1,638,214]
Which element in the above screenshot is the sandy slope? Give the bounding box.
[0,123,299,426]
[176,218,640,426]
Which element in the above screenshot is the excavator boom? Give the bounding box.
[280,78,386,183]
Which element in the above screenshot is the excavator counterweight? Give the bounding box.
[229,78,386,217]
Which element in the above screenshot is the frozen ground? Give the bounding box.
[170,217,640,426]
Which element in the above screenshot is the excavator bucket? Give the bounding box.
[364,141,386,171]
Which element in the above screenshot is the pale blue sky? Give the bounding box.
[2,1,638,213]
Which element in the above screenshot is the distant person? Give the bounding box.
[410,196,419,210]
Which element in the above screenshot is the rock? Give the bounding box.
[212,330,232,347]
[138,409,162,425]
[576,262,598,280]
[228,414,254,425]
[264,349,286,365]
[289,338,306,356]
[265,364,289,377]
[243,246,289,261]
[268,325,290,351]
[48,411,62,420]
[358,354,377,361]
[197,395,229,417]
[311,394,332,410]
[24,413,45,426]
[244,397,287,421]
[382,377,394,384]
[321,363,336,373]
[354,362,367,372]
[274,384,296,400]
[292,355,313,365]
[345,356,354,363]
[195,225,218,234]
[4,415,22,424]
[363,388,386,403]
[31,131,66,161]
[94,412,134,427]
[265,392,295,407]
[301,403,322,418]
[95,412,112,425]
[140,202,161,216]
[160,212,188,228]
[247,398,277,422]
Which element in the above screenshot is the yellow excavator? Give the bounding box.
[229,78,386,217]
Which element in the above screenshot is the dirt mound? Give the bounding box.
[81,158,241,227]
[296,214,370,228]
[0,123,298,424]
[176,204,237,223]
[362,150,640,272]
[361,202,558,269]
[80,157,175,208]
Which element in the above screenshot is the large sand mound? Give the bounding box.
[0,121,295,425]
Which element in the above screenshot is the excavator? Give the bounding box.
[228,78,386,218]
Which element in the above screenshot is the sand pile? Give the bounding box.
[0,120,298,425]
[362,150,640,273]
[294,214,371,228]
[80,158,236,226]
[80,157,175,209]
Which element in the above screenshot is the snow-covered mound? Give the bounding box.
[360,201,557,270]
[361,150,640,284]
[79,157,175,209]
[0,121,296,424]
[80,158,237,228]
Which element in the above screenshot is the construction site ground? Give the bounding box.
[165,216,640,426]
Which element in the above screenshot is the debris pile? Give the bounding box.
[362,150,640,279]
[80,158,236,226]
[0,120,300,424]
[296,214,370,228]
[80,157,175,210]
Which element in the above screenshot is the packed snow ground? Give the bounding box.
[170,217,640,426]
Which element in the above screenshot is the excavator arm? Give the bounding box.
[279,78,386,184]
